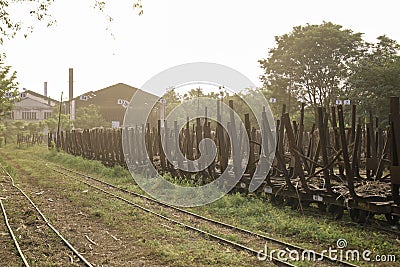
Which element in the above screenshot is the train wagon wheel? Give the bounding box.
[285,197,299,210]
[384,213,400,225]
[327,204,344,220]
[270,195,285,206]
[301,200,311,208]
[317,202,327,212]
[349,208,368,224]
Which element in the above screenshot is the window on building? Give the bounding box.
[44,112,52,119]
[22,112,37,120]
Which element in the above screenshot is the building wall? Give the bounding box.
[12,97,54,121]
[73,83,139,126]
[73,83,162,128]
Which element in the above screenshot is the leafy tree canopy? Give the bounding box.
[259,22,365,112]
[45,105,71,132]
[0,53,19,118]
[74,104,108,129]
[161,87,182,115]
[347,35,400,125]
[0,0,55,44]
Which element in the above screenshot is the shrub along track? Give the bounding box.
[364,219,400,236]
[268,193,400,237]
[0,197,27,266]
[0,164,92,267]
[47,163,361,267]
[287,201,400,237]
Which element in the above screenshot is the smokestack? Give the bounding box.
[69,68,75,121]
[44,82,50,105]
[44,82,48,97]
[67,68,73,115]
[69,68,73,101]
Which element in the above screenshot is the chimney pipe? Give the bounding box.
[44,82,48,97]
[44,82,50,105]
[67,68,73,115]
[69,68,75,121]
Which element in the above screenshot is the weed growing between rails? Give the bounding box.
[1,145,261,267]
[0,163,94,266]
[45,148,128,179]
[44,147,235,202]
[45,161,398,267]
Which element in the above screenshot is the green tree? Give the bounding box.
[183,88,205,101]
[161,87,181,115]
[0,123,6,146]
[259,22,365,113]
[0,0,55,44]
[205,91,221,100]
[261,87,299,120]
[74,104,108,129]
[1,120,26,143]
[45,105,71,132]
[0,54,19,118]
[347,35,400,125]
[26,121,45,134]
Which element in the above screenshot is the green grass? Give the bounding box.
[2,145,399,266]
[0,145,262,266]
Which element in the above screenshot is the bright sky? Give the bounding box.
[3,0,400,100]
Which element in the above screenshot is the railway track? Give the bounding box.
[0,164,93,267]
[365,219,400,236]
[47,163,360,267]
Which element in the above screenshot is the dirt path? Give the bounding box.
[0,171,85,266]
[0,149,261,267]
[0,192,22,267]
[1,158,174,266]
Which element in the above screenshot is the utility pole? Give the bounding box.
[68,68,75,122]
[288,80,292,115]
[56,91,63,151]
[197,87,201,116]
[159,98,166,128]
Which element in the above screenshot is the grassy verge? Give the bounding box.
[2,145,399,266]
[0,145,260,266]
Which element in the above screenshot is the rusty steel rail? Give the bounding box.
[0,198,30,267]
[0,164,94,267]
[47,164,296,267]
[48,163,360,267]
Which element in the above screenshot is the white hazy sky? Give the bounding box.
[3,0,400,100]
